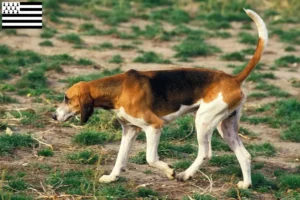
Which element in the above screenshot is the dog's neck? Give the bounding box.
[88,74,124,110]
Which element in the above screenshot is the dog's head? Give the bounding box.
[52,81,94,124]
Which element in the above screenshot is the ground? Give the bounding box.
[0,0,299,199]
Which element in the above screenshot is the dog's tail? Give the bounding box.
[235,9,268,83]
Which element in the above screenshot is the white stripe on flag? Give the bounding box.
[2,17,42,20]
[20,5,42,8]
[2,23,42,26]
[19,11,42,14]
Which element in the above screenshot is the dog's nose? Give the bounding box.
[52,113,57,120]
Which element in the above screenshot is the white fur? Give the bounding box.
[55,105,75,121]
[176,93,229,181]
[115,107,149,128]
[144,126,175,179]
[244,8,268,47]
[162,103,199,122]
[217,106,252,189]
[99,124,139,183]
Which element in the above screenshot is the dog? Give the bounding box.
[52,9,267,189]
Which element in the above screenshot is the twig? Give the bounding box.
[198,170,213,193]
[32,136,53,150]
[179,125,194,141]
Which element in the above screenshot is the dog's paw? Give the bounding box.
[237,181,251,189]
[99,175,118,183]
[166,169,176,180]
[176,171,192,181]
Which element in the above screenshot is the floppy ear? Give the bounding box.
[80,97,94,124]
[77,83,94,124]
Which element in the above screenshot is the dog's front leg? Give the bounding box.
[144,126,175,179]
[99,125,138,183]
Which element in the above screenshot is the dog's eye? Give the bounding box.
[64,95,69,103]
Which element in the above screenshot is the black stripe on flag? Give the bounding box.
[20,2,42,5]
[2,14,42,17]
[20,8,42,11]
[2,20,42,23]
[2,26,42,29]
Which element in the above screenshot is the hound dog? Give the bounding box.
[53,9,267,189]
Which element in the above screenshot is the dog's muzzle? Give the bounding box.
[52,113,57,120]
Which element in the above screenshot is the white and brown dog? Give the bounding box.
[53,9,267,189]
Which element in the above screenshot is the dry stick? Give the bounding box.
[32,136,53,150]
[179,125,194,141]
[198,170,213,193]
[238,133,251,140]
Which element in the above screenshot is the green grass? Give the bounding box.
[73,130,114,146]
[77,58,94,65]
[131,23,164,40]
[274,55,300,68]
[252,172,277,192]
[279,174,300,190]
[117,44,136,50]
[271,28,300,44]
[150,8,190,24]
[39,40,54,47]
[226,188,252,199]
[109,54,123,64]
[0,133,37,155]
[211,134,231,152]
[98,42,114,49]
[214,31,232,38]
[209,154,237,166]
[2,29,17,35]
[217,165,242,177]
[16,70,48,95]
[158,142,196,159]
[59,33,83,44]
[98,184,135,199]
[221,52,245,61]
[172,160,192,170]
[0,93,17,104]
[238,32,258,45]
[174,36,221,58]
[67,150,99,164]
[183,193,217,200]
[241,23,252,30]
[204,21,231,29]
[254,82,290,97]
[93,8,132,26]
[134,51,171,64]
[37,148,54,157]
[197,1,251,22]
[241,47,256,55]
[0,44,11,55]
[9,110,45,128]
[129,151,147,164]
[47,169,93,195]
[243,99,300,142]
[284,46,296,52]
[246,143,276,157]
[136,187,158,198]
[64,68,122,86]
[40,27,57,38]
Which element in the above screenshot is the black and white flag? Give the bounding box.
[2,2,42,29]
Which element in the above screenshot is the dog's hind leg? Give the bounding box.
[144,126,175,179]
[217,107,252,189]
[176,96,228,181]
[99,124,139,183]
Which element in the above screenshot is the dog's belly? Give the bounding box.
[161,103,200,123]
